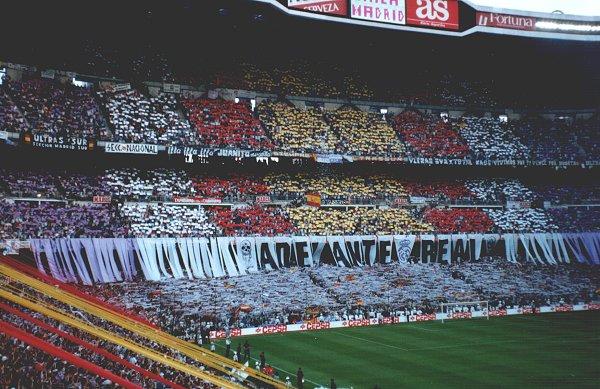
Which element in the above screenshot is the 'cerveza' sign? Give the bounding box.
[24,133,93,151]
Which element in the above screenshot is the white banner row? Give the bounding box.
[29,232,600,285]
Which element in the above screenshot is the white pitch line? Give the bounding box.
[214,342,325,387]
[404,325,442,332]
[407,335,598,352]
[329,330,410,351]
[513,315,560,324]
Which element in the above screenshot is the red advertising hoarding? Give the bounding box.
[287,0,347,16]
[172,197,222,204]
[406,0,459,30]
[476,12,536,31]
[351,0,406,25]
[92,195,112,204]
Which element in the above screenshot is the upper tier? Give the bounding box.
[0,76,598,165]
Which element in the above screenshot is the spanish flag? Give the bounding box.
[306,193,321,207]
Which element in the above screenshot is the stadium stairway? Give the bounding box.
[0,257,287,389]
[0,300,186,389]
[0,255,156,328]
[0,319,143,389]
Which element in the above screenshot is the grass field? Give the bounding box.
[216,311,600,388]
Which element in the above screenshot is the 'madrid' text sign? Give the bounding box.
[351,0,406,25]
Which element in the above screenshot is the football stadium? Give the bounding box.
[0,0,599,388]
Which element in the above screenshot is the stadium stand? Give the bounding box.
[98,89,192,144]
[547,207,600,232]
[119,203,218,237]
[104,168,194,200]
[90,260,599,331]
[0,263,263,388]
[485,208,558,233]
[0,201,126,239]
[512,117,581,161]
[465,179,537,203]
[0,169,62,199]
[325,106,404,156]
[192,174,269,201]
[287,207,433,235]
[1,3,598,389]
[402,180,473,202]
[0,88,28,133]
[264,173,408,202]
[182,98,273,150]
[423,208,495,233]
[456,117,530,160]
[4,78,109,138]
[393,111,470,158]
[576,115,600,160]
[210,206,296,236]
[257,101,338,154]
[532,183,600,205]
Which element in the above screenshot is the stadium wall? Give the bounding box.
[209,303,600,339]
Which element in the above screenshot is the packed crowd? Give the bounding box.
[192,174,269,201]
[287,207,433,236]
[1,200,591,239]
[423,208,495,233]
[93,260,600,331]
[0,307,158,388]
[4,78,108,138]
[182,98,273,150]
[393,111,470,158]
[0,201,126,239]
[0,74,598,162]
[325,107,404,156]
[465,179,537,203]
[257,101,338,154]
[119,203,217,237]
[210,206,296,236]
[0,277,233,388]
[455,117,530,160]
[104,168,193,200]
[0,168,598,238]
[264,172,408,202]
[548,207,600,232]
[98,89,192,145]
[0,331,124,388]
[485,208,558,233]
[575,115,600,160]
[512,118,581,161]
[0,168,549,204]
[0,90,28,133]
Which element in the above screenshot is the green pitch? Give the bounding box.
[216,311,600,388]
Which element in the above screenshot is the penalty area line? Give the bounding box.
[328,330,410,351]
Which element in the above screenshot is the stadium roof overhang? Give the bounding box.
[250,0,600,41]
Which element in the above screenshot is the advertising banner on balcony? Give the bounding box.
[406,0,459,30]
[287,0,347,16]
[104,142,159,155]
[92,196,112,204]
[350,0,406,25]
[476,12,536,31]
[23,133,93,152]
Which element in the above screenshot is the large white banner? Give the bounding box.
[29,233,600,284]
[350,0,406,25]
